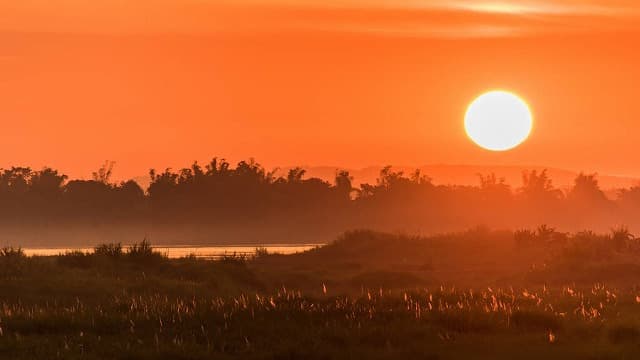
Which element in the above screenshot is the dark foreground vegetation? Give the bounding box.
[3,228,640,359]
[2,158,640,246]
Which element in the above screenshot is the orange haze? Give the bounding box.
[1,1,640,181]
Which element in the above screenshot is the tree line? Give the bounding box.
[1,157,639,231]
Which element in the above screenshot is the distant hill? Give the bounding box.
[281,165,639,192]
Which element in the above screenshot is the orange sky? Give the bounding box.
[2,1,640,180]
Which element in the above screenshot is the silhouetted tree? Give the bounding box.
[30,168,67,195]
[335,170,354,200]
[0,167,32,195]
[287,167,306,183]
[92,161,115,185]
[519,169,562,201]
[568,173,608,204]
[1,157,640,235]
[479,173,510,194]
[619,186,640,210]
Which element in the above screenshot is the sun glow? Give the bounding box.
[458,2,534,14]
[464,90,533,151]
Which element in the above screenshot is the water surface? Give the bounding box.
[23,244,323,259]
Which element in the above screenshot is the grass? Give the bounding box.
[2,279,640,359]
[2,229,640,358]
[0,246,25,258]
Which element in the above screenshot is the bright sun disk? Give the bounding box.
[464,90,533,151]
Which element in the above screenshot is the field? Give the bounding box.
[2,228,640,359]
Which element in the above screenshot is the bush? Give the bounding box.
[127,239,154,257]
[0,246,26,278]
[559,231,612,262]
[94,243,123,257]
[514,226,568,248]
[127,239,164,265]
[610,226,634,252]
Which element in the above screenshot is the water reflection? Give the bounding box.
[22,244,323,259]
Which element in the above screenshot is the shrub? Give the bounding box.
[515,226,568,248]
[126,239,165,267]
[127,239,154,257]
[610,226,634,252]
[560,230,613,262]
[0,246,26,278]
[94,243,123,257]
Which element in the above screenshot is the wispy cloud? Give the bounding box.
[232,0,640,15]
[211,0,640,37]
[1,0,639,37]
[420,0,638,15]
[213,0,640,37]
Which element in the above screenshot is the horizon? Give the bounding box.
[3,159,638,191]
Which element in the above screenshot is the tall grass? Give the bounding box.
[0,246,25,258]
[3,228,640,358]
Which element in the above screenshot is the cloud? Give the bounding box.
[228,0,640,15]
[419,0,638,15]
[1,0,639,37]
[212,0,640,37]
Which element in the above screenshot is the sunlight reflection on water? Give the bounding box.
[22,244,323,259]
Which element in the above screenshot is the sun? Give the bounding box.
[464,90,533,151]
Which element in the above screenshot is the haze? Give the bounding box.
[6,3,640,358]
